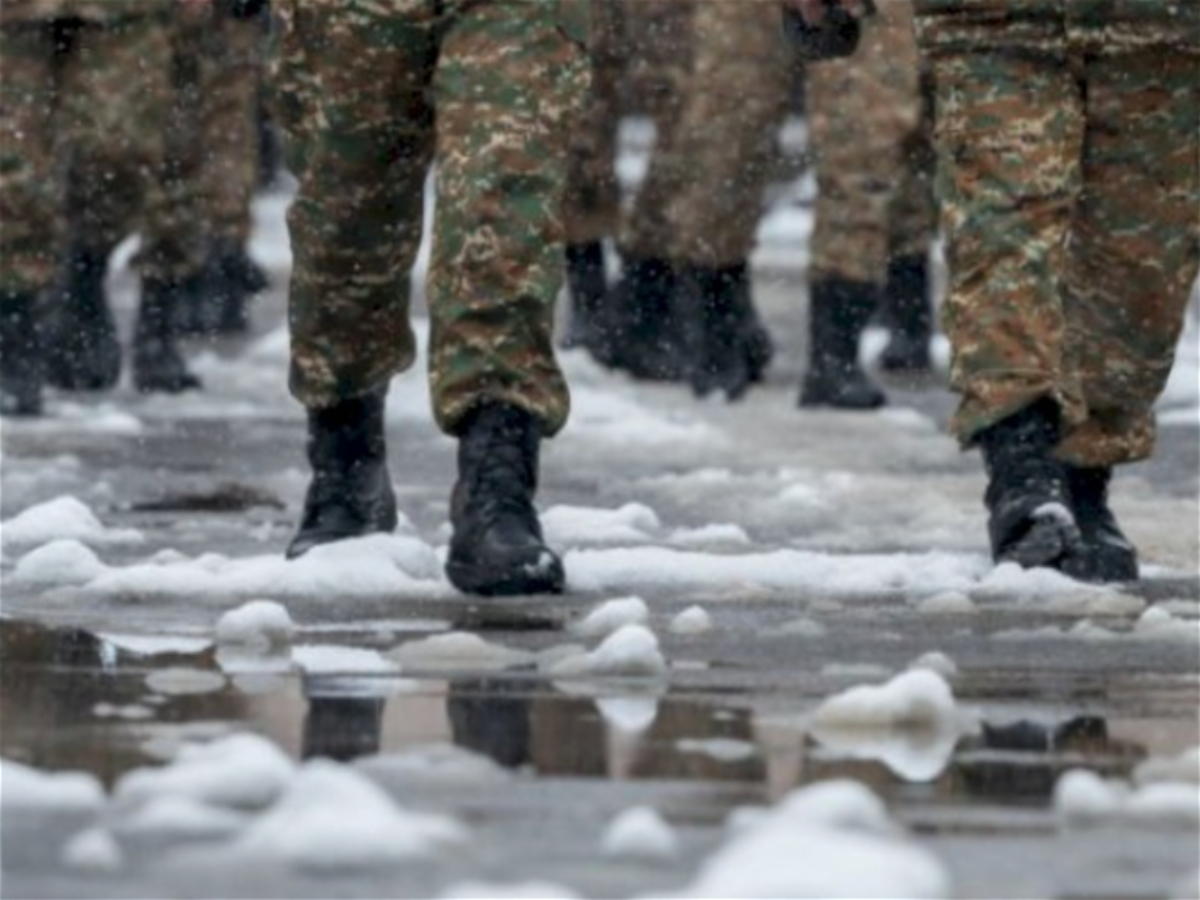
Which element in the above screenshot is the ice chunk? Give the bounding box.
[114,733,296,812]
[1,496,142,547]
[601,806,678,861]
[572,597,650,638]
[236,759,466,870]
[669,605,713,635]
[0,759,105,813]
[389,632,532,672]
[61,827,123,873]
[11,539,107,586]
[215,600,295,649]
[551,624,667,678]
[814,669,957,729]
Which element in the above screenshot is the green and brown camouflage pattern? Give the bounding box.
[667,0,792,268]
[915,0,1200,466]
[807,0,936,285]
[276,0,588,437]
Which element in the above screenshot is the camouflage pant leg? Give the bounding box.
[888,75,937,263]
[279,0,432,411]
[58,16,172,262]
[0,23,59,294]
[668,0,791,268]
[199,13,261,244]
[808,0,927,284]
[618,0,693,260]
[1055,48,1200,467]
[564,0,622,246]
[429,0,587,437]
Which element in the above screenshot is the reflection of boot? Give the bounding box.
[133,277,203,394]
[880,254,932,373]
[799,278,886,409]
[744,304,774,385]
[0,291,43,417]
[561,242,609,357]
[1061,466,1138,583]
[447,679,532,769]
[979,399,1081,570]
[607,257,686,381]
[288,389,397,559]
[303,695,385,762]
[43,247,121,391]
[679,263,754,402]
[446,404,563,596]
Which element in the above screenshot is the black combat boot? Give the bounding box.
[880,253,933,374]
[560,242,610,358]
[744,304,775,385]
[979,398,1082,569]
[680,263,755,401]
[799,277,886,409]
[42,246,121,391]
[607,256,686,381]
[0,291,44,417]
[133,277,203,394]
[1060,466,1139,582]
[287,390,398,559]
[186,237,264,337]
[446,403,564,596]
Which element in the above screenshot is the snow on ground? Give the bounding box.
[571,596,650,638]
[388,632,533,672]
[550,624,668,678]
[1,496,143,549]
[61,827,124,873]
[813,669,960,730]
[0,759,105,814]
[668,605,713,635]
[601,806,678,861]
[680,780,950,898]
[542,504,661,547]
[215,600,295,649]
[1055,768,1200,830]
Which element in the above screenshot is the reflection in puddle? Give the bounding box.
[0,618,1181,816]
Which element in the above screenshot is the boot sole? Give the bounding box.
[445,555,565,597]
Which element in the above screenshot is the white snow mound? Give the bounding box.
[0,496,142,548]
[541,503,660,546]
[12,539,107,586]
[389,632,532,672]
[215,600,295,649]
[1055,769,1200,829]
[572,596,650,638]
[551,624,667,678]
[601,806,678,861]
[669,605,713,635]
[0,759,105,813]
[814,669,957,729]
[61,827,123,873]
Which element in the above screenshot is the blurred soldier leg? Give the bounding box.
[0,20,57,416]
[606,0,694,381]
[195,6,269,335]
[916,2,1200,579]
[561,0,622,360]
[800,0,926,409]
[42,10,198,394]
[280,0,585,596]
[668,0,790,401]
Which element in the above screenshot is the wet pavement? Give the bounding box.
[2,185,1198,898]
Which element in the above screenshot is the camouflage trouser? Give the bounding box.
[0,14,181,292]
[563,0,622,245]
[807,0,935,285]
[618,0,694,260]
[668,0,792,268]
[915,3,1200,467]
[275,0,588,437]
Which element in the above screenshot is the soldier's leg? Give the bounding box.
[802,1,924,407]
[45,15,175,392]
[561,0,622,355]
[918,11,1092,571]
[1052,47,1200,582]
[606,0,694,381]
[432,1,587,595]
[0,22,57,416]
[669,0,791,400]
[281,0,434,560]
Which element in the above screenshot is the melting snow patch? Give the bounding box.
[550,624,667,678]
[594,695,661,733]
[389,632,532,672]
[357,744,510,786]
[915,591,976,615]
[61,827,123,873]
[667,524,751,549]
[113,794,248,839]
[12,539,107,586]
[100,634,213,656]
[683,780,950,898]
[669,605,713,635]
[215,600,295,649]
[572,596,650,638]
[1,496,143,548]
[1134,606,1200,642]
[601,806,678,861]
[442,882,579,899]
[144,668,227,696]
[0,760,105,813]
[813,669,958,730]
[541,503,660,546]
[1055,769,1200,829]
[677,737,759,763]
[292,644,400,677]
[113,733,296,812]
[1135,747,1200,786]
[908,651,958,680]
[236,759,466,871]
